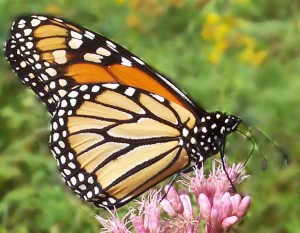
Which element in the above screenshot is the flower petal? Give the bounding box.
[237,196,251,218]
[198,193,211,219]
[222,216,238,229]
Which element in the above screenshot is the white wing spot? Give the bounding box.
[80,85,88,91]
[31,19,41,27]
[49,81,56,89]
[87,191,92,198]
[71,30,83,39]
[191,137,196,144]
[83,53,103,63]
[18,23,25,29]
[79,184,87,190]
[60,155,66,164]
[24,28,32,36]
[124,87,135,96]
[78,173,84,182]
[108,198,116,204]
[102,83,119,89]
[58,79,67,87]
[83,94,90,100]
[33,54,40,61]
[121,57,132,67]
[25,42,33,49]
[57,109,65,117]
[58,90,67,97]
[70,177,77,185]
[64,169,71,175]
[68,162,76,169]
[70,99,77,106]
[20,61,27,68]
[38,16,47,20]
[45,68,57,76]
[68,91,79,98]
[87,177,94,184]
[91,85,100,93]
[84,31,95,40]
[96,47,111,56]
[53,133,59,142]
[69,38,83,49]
[58,141,65,148]
[132,56,145,65]
[151,94,164,102]
[106,40,116,48]
[54,18,63,22]
[52,50,67,64]
[182,128,189,137]
[61,100,68,108]
[35,63,42,69]
[18,19,26,25]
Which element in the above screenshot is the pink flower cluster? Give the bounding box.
[96,161,251,233]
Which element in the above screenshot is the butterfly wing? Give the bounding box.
[5,15,205,116]
[50,83,196,208]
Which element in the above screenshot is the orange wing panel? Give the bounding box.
[67,63,115,83]
[109,64,186,109]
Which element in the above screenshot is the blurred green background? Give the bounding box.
[0,0,299,232]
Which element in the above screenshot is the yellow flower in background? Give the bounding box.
[201,12,266,66]
[209,47,222,64]
[233,0,252,4]
[115,0,125,5]
[46,4,62,15]
[167,0,186,8]
[201,13,220,41]
[208,40,229,64]
[126,14,142,29]
[242,36,256,48]
[240,48,254,63]
[252,50,267,65]
[239,35,267,65]
[201,13,234,64]
[240,48,267,66]
[206,12,220,24]
[214,23,231,41]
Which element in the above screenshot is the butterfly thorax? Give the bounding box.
[184,112,241,164]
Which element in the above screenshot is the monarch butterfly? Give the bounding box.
[5,15,244,209]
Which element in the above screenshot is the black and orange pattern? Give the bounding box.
[5,15,241,209]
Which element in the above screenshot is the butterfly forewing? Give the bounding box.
[50,84,194,208]
[5,15,205,116]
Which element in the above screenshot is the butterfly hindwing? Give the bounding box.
[49,83,196,208]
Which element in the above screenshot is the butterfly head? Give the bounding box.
[193,112,241,160]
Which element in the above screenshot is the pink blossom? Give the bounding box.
[160,189,198,232]
[97,161,252,233]
[96,209,130,233]
[131,190,161,233]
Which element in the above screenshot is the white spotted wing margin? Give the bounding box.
[49,83,197,209]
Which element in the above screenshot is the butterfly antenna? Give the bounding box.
[241,120,289,166]
[237,128,256,167]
